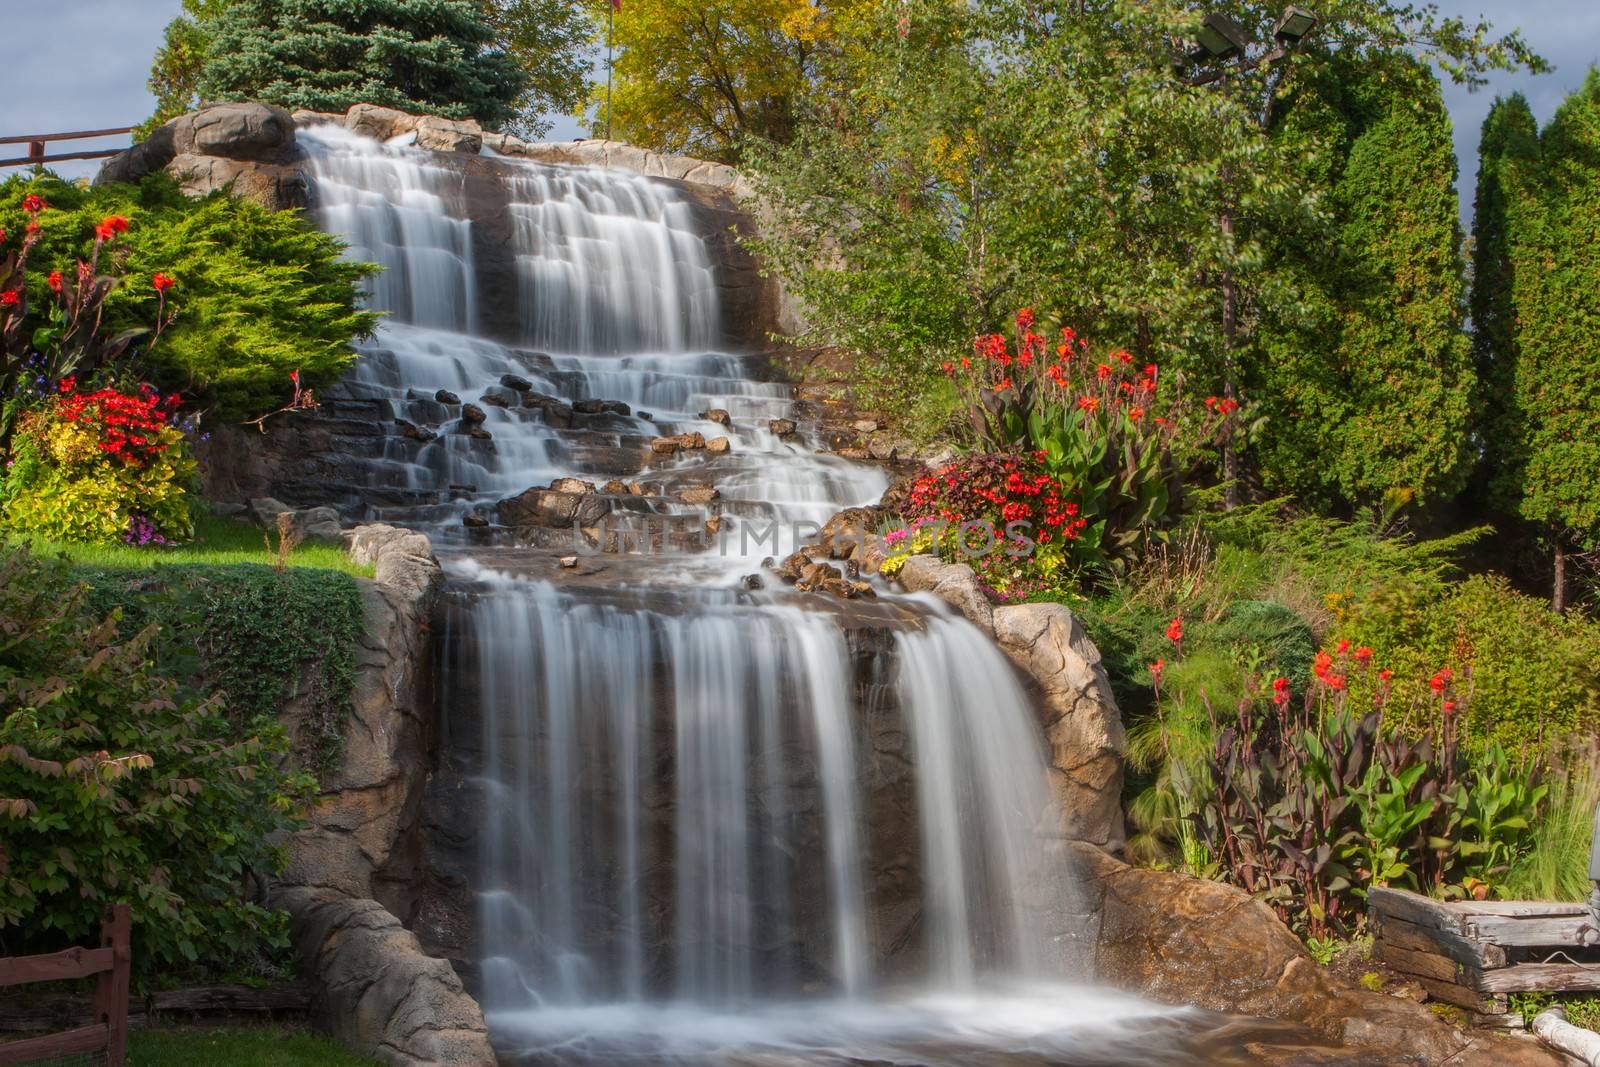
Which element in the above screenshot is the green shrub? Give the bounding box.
[1502,749,1600,902]
[0,172,377,422]
[3,386,196,544]
[1332,574,1600,750]
[0,547,316,979]
[83,564,367,772]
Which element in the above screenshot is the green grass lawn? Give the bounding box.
[7,513,373,577]
[128,1025,381,1066]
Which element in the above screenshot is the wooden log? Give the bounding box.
[1463,914,1600,948]
[148,984,311,1015]
[0,1023,109,1066]
[0,946,115,987]
[1374,914,1508,969]
[1455,901,1589,917]
[1470,1011,1527,1031]
[1476,963,1600,994]
[1373,942,1465,984]
[1412,975,1508,1014]
[1369,888,1468,934]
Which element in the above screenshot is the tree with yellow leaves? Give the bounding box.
[589,0,876,163]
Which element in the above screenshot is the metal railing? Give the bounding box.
[0,127,135,169]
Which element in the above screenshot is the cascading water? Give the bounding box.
[298,125,1277,1065]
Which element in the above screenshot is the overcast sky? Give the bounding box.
[5,1,1598,219]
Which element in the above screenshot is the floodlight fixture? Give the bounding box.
[1196,12,1250,60]
[1273,6,1319,44]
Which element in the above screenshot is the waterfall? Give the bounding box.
[302,125,1205,1065]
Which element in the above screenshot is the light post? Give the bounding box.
[1179,7,1318,509]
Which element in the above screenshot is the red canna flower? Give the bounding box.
[47,270,63,292]
[100,214,129,234]
[1015,307,1035,330]
[1336,638,1350,655]
[0,290,18,308]
[1443,699,1458,714]
[1205,396,1219,409]
[1166,617,1183,643]
[1096,363,1112,380]
[1378,668,1393,682]
[1355,646,1373,666]
[1078,395,1099,412]
[1272,676,1291,706]
[21,194,46,214]
[152,272,176,292]
[1149,659,1164,682]
[1429,668,1452,693]
[25,221,41,238]
[1313,650,1334,679]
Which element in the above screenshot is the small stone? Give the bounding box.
[741,573,764,590]
[638,411,653,421]
[573,398,607,414]
[850,580,876,598]
[463,513,488,529]
[461,403,488,425]
[675,432,706,450]
[479,388,516,408]
[601,480,628,494]
[395,418,437,442]
[559,555,578,569]
[448,483,478,496]
[770,418,797,437]
[435,389,461,405]
[650,438,680,455]
[468,426,493,441]
[500,373,533,392]
[853,418,880,433]
[550,477,597,495]
[706,436,731,455]
[834,447,871,460]
[627,482,647,496]
[704,516,723,536]
[680,485,720,505]
[601,400,632,416]
[702,408,732,426]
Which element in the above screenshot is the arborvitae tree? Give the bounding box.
[1500,71,1600,610]
[1469,94,1540,514]
[196,0,530,128]
[1257,54,1473,509]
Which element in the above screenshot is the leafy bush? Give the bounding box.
[0,172,376,422]
[1181,643,1547,939]
[0,547,315,978]
[888,451,1086,601]
[1330,574,1600,750]
[83,564,367,773]
[3,383,196,544]
[949,312,1232,574]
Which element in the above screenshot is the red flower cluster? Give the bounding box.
[21,194,47,214]
[152,271,176,293]
[1166,617,1183,643]
[94,214,129,242]
[906,452,1087,545]
[0,290,18,309]
[54,380,181,467]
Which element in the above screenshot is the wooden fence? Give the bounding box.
[0,127,135,169]
[0,903,130,1067]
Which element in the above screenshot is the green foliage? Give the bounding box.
[0,172,377,421]
[1260,53,1473,507]
[196,0,530,129]
[2,388,196,545]
[83,563,367,773]
[1486,72,1600,589]
[1502,749,1600,902]
[14,511,371,576]
[143,1,234,136]
[0,547,316,980]
[1331,574,1600,751]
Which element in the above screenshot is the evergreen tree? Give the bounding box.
[1500,71,1600,610]
[1469,94,1540,513]
[1257,54,1473,509]
[195,0,530,128]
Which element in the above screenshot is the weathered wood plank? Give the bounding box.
[0,1023,109,1065]
[0,946,115,987]
[149,984,311,1015]
[1454,901,1589,918]
[1374,942,1464,983]
[1412,975,1508,1014]
[1369,888,1467,934]
[1463,914,1600,947]
[1476,963,1600,994]
[1375,914,1508,969]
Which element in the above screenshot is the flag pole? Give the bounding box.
[605,1,615,141]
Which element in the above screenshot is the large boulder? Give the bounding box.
[97,103,303,207]
[414,115,482,154]
[344,103,419,142]
[1066,843,1559,1067]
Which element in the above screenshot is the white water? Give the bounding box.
[301,126,1203,1065]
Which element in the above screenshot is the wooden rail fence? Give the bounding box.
[0,903,130,1067]
[0,127,135,169]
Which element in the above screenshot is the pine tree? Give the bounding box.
[196,0,529,128]
[1501,71,1600,610]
